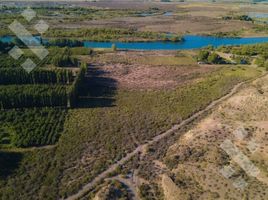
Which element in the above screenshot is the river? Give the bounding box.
[1,35,268,50]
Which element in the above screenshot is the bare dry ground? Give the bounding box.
[79,50,217,90]
[97,64,214,90]
[160,75,268,200]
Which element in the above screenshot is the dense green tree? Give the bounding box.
[69,62,87,107]
[197,50,210,62]
[0,85,68,109]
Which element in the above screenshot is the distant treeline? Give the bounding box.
[0,41,12,53]
[44,28,183,42]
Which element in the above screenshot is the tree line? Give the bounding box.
[69,62,87,107]
[0,85,68,109]
[0,63,87,109]
[0,68,74,85]
[44,28,183,42]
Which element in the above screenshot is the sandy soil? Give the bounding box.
[162,74,268,200]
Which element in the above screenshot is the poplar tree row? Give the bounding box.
[69,62,87,107]
[0,85,68,109]
[0,68,74,85]
[0,62,87,109]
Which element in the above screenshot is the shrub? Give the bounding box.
[69,62,87,107]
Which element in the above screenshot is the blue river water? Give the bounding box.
[1,35,268,50]
[84,35,268,50]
